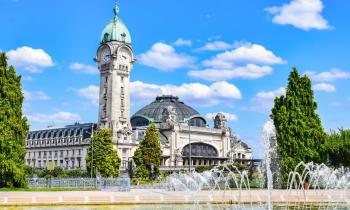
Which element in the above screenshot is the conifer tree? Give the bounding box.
[0,52,29,187]
[324,129,350,167]
[133,124,162,179]
[271,67,327,187]
[86,128,121,177]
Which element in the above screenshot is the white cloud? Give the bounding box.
[205,112,238,122]
[70,62,98,74]
[173,38,192,47]
[27,112,81,124]
[265,0,332,30]
[74,85,100,106]
[242,87,285,113]
[188,64,273,81]
[131,80,242,107]
[22,76,34,81]
[7,46,54,73]
[313,83,336,92]
[23,90,50,101]
[204,44,285,67]
[256,87,286,100]
[197,41,233,51]
[305,69,350,82]
[76,81,242,108]
[138,42,196,71]
[189,43,285,81]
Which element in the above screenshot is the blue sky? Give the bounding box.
[1,0,349,158]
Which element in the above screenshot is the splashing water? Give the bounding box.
[164,120,350,209]
[262,119,279,210]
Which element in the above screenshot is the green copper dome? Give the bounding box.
[133,95,200,123]
[100,2,131,44]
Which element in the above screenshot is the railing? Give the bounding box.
[131,182,165,189]
[160,166,192,171]
[27,177,130,191]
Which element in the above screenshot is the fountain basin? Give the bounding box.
[0,189,349,206]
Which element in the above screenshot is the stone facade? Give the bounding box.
[96,43,136,169]
[25,123,95,170]
[132,100,253,169]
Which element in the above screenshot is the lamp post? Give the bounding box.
[150,163,154,179]
[188,122,191,172]
[88,124,94,178]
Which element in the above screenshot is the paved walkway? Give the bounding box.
[0,189,349,206]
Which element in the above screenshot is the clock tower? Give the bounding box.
[96,1,135,165]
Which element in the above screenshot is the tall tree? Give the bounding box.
[271,68,327,187]
[133,124,162,179]
[86,128,121,177]
[0,52,29,188]
[324,129,350,167]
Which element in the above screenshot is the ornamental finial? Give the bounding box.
[113,0,120,19]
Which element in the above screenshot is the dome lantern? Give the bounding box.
[100,0,131,44]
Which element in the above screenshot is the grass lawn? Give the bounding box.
[0,188,97,192]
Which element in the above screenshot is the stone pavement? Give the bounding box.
[0,189,349,206]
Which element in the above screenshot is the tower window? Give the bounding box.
[121,77,124,82]
[121,33,126,42]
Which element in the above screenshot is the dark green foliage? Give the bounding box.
[133,124,162,179]
[86,129,121,177]
[195,165,214,173]
[271,68,327,188]
[0,52,29,188]
[24,165,89,178]
[324,129,350,167]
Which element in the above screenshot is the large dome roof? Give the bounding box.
[100,3,131,44]
[132,95,202,123]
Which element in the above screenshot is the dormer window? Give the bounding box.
[103,33,110,43]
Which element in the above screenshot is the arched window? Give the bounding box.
[131,116,150,127]
[189,117,206,127]
[182,143,218,157]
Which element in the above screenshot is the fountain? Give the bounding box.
[261,119,282,209]
[164,119,350,209]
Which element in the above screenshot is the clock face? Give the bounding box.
[102,48,111,63]
[118,48,130,64]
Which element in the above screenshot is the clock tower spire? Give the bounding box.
[96,1,134,167]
